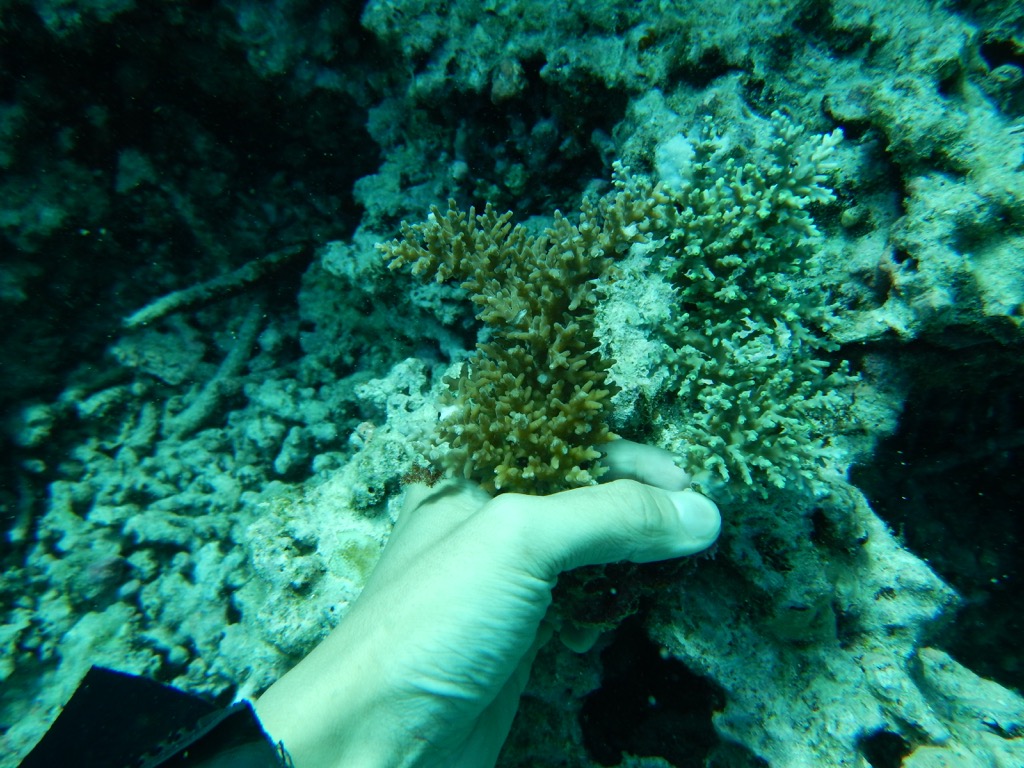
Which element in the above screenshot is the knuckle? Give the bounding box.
[479,493,534,544]
[610,479,673,541]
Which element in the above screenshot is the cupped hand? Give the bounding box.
[255,440,721,768]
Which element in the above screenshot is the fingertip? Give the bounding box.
[601,439,691,490]
[647,451,691,491]
[668,489,721,554]
[559,623,602,654]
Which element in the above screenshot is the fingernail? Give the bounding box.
[670,490,721,545]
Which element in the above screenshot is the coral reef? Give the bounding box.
[2,1,1024,768]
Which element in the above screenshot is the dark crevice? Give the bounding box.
[858,729,912,768]
[581,617,724,767]
[850,338,1024,693]
[667,46,736,90]
[979,36,1024,70]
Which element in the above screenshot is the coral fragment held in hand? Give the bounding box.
[380,181,658,494]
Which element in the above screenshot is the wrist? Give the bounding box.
[254,619,407,768]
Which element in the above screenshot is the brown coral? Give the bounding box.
[380,178,657,493]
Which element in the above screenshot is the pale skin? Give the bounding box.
[254,440,722,768]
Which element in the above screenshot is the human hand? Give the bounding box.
[254,440,721,768]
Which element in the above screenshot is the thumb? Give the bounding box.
[508,479,721,578]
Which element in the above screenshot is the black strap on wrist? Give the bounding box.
[19,666,288,768]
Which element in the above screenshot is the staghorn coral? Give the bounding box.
[652,112,853,492]
[383,112,854,496]
[380,178,658,493]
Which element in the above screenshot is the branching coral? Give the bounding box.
[380,178,659,493]
[653,112,853,490]
[382,112,853,496]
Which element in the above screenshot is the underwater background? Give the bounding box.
[1,0,1023,766]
